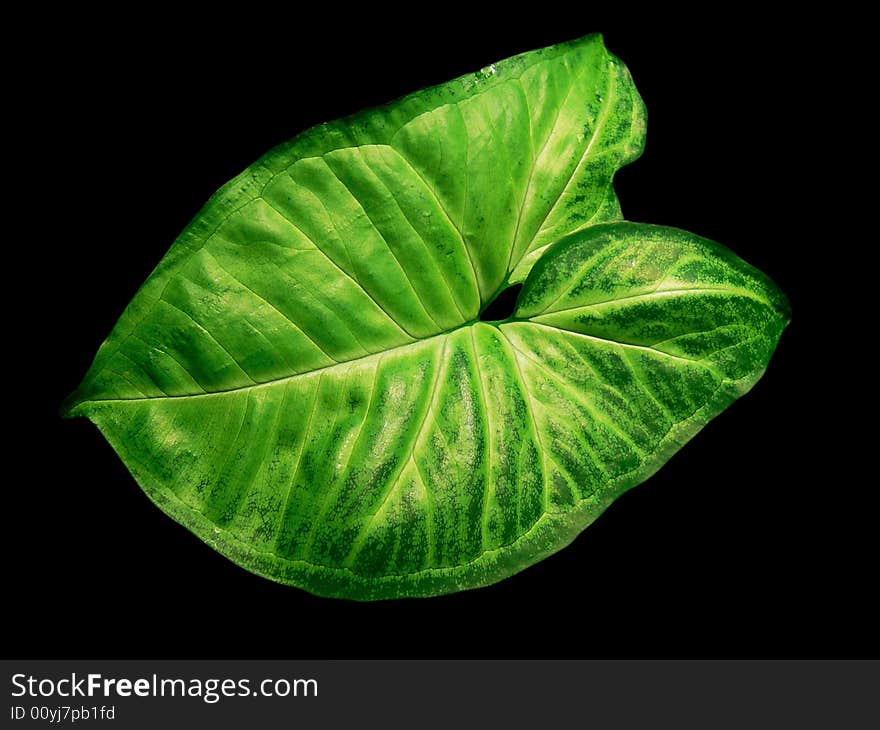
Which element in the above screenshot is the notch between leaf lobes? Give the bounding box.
[479,283,523,323]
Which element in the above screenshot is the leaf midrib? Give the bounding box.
[73,286,750,410]
[528,285,774,318]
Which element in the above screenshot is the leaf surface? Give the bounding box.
[64,36,788,599]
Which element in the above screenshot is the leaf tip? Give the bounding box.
[59,390,87,419]
[760,277,791,331]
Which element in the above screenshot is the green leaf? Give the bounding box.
[64,35,788,599]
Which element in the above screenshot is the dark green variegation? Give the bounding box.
[64,35,788,599]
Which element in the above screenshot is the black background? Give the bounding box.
[11,16,872,658]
